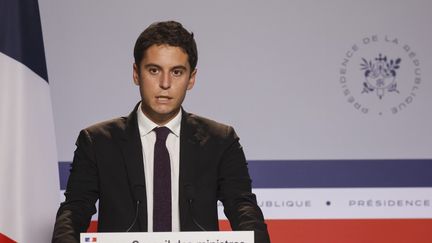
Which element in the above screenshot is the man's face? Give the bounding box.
[133,44,196,125]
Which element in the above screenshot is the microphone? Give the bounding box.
[126,184,146,232]
[184,184,206,231]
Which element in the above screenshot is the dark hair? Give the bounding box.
[133,21,198,72]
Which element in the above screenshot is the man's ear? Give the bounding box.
[133,63,139,85]
[187,69,197,90]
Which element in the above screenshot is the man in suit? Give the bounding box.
[52,21,270,243]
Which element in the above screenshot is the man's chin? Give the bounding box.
[155,107,180,116]
[147,107,181,124]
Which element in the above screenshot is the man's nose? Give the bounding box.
[159,72,171,89]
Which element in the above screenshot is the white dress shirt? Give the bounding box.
[136,103,181,232]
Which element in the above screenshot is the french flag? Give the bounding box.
[0,0,59,242]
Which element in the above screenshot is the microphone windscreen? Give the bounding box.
[133,184,146,202]
[184,184,195,201]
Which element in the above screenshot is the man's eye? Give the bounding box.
[172,69,183,76]
[148,68,159,74]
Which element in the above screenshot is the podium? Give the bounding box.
[81,231,254,243]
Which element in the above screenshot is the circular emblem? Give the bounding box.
[339,35,422,115]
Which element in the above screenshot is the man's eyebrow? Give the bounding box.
[171,65,187,70]
[143,64,187,70]
[144,63,161,69]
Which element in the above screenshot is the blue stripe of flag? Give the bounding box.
[58,159,432,189]
[0,0,48,82]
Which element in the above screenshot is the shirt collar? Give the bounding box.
[137,102,181,137]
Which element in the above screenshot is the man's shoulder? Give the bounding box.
[184,112,236,140]
[81,116,129,139]
[185,112,229,128]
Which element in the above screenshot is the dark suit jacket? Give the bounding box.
[52,104,270,243]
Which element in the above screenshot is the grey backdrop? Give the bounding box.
[39,0,432,162]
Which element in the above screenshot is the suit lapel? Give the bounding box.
[117,106,205,231]
[178,110,205,230]
[118,103,148,231]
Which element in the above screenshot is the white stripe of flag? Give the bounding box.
[0,1,60,242]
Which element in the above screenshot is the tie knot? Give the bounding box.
[154,127,170,141]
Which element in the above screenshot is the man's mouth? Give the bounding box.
[156,96,172,102]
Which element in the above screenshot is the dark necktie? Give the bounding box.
[153,127,172,231]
